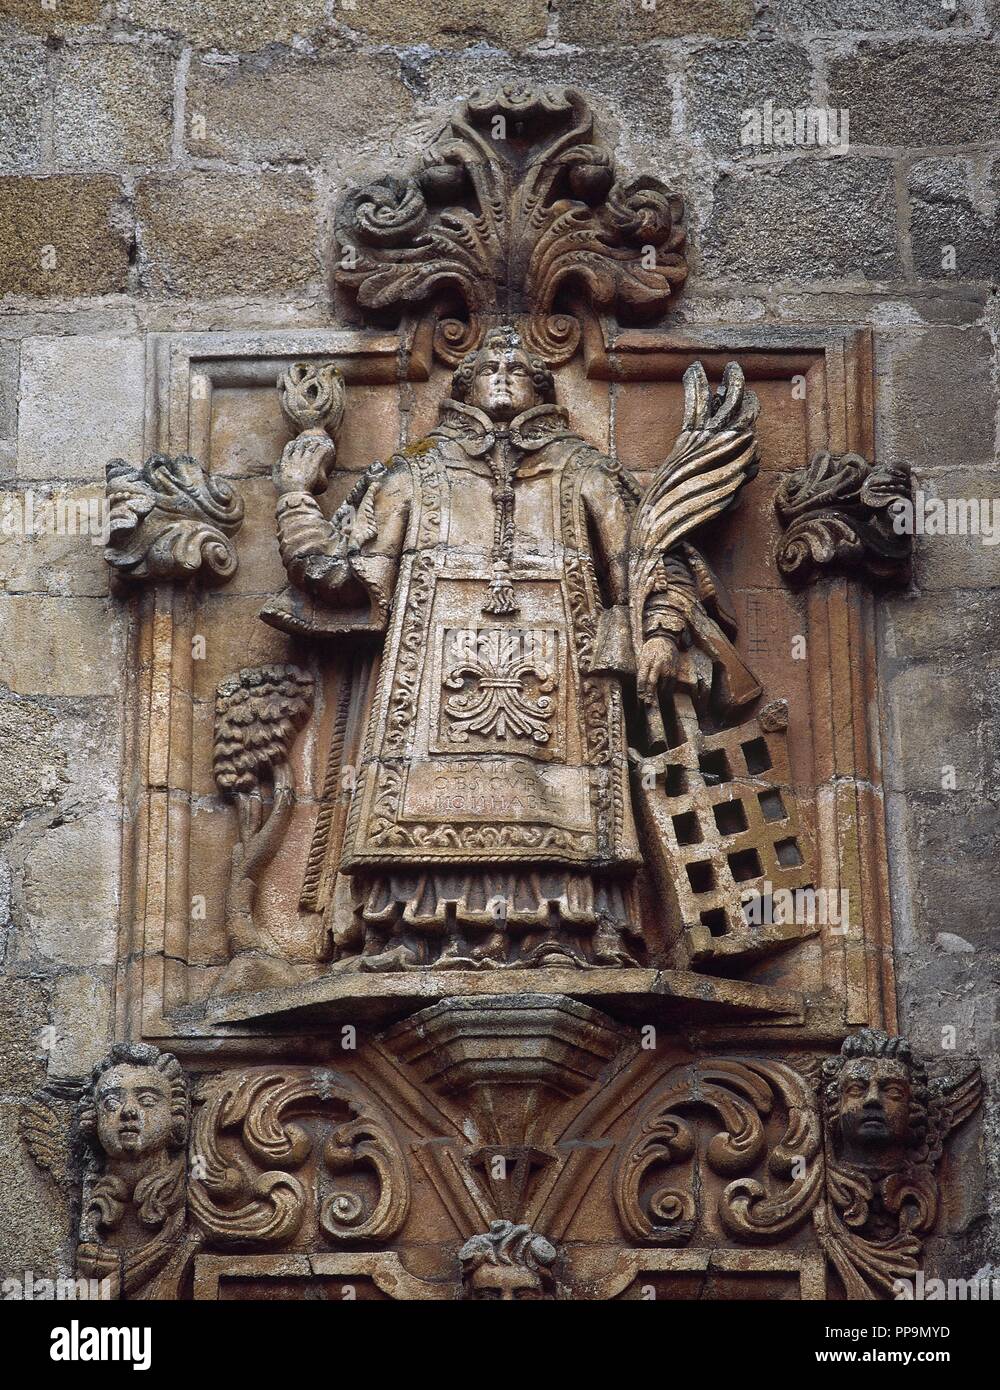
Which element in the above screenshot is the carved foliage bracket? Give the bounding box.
[105,453,244,584]
[335,85,687,364]
[774,450,913,585]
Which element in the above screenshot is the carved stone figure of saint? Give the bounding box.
[267,328,762,972]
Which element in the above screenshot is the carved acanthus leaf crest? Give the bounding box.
[335,85,687,364]
[774,450,912,584]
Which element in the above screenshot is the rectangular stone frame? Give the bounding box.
[115,322,895,1055]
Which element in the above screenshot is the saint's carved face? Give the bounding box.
[95,1062,174,1159]
[467,345,540,421]
[465,1262,546,1300]
[837,1057,912,1151]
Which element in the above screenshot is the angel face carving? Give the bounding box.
[837,1058,912,1151]
[823,1029,927,1171]
[80,1043,189,1174]
[94,1062,175,1159]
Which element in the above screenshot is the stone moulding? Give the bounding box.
[774,449,913,585]
[335,84,687,366]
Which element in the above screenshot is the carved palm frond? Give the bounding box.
[628,361,759,649]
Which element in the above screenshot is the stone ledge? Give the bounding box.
[200,967,805,1030]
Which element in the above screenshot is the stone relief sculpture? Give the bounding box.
[59,85,971,1303]
[250,335,817,977]
[459,1222,560,1300]
[814,1030,983,1300]
[212,664,315,994]
[774,450,913,584]
[23,1029,978,1300]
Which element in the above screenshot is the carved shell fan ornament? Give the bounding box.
[335,85,688,364]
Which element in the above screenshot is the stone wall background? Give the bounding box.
[1,0,998,1283]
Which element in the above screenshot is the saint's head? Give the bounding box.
[822,1028,928,1169]
[451,328,556,422]
[80,1042,189,1164]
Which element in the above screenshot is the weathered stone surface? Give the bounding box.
[15,812,120,968]
[767,0,959,29]
[0,341,17,441]
[0,695,118,846]
[0,487,109,596]
[53,42,175,168]
[0,45,46,170]
[0,1102,73,1280]
[45,973,112,1079]
[700,158,901,283]
[0,0,102,35]
[883,657,1000,797]
[0,976,49,1094]
[185,51,414,168]
[338,0,546,45]
[827,41,1000,147]
[559,0,753,43]
[135,172,318,296]
[875,328,997,470]
[419,47,678,149]
[0,696,70,838]
[0,176,130,299]
[887,792,1000,952]
[909,156,999,283]
[0,596,123,696]
[17,334,145,481]
[682,41,813,156]
[118,0,326,50]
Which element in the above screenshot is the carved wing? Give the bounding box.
[20,1079,84,1192]
[927,1065,983,1163]
[628,361,759,650]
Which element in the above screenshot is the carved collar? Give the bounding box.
[429,399,574,458]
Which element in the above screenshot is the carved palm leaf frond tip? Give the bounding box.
[213,664,315,797]
[628,361,759,649]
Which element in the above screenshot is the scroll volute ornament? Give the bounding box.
[189,1068,410,1248]
[613,1058,823,1246]
[774,450,913,584]
[104,453,245,584]
[335,85,687,364]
